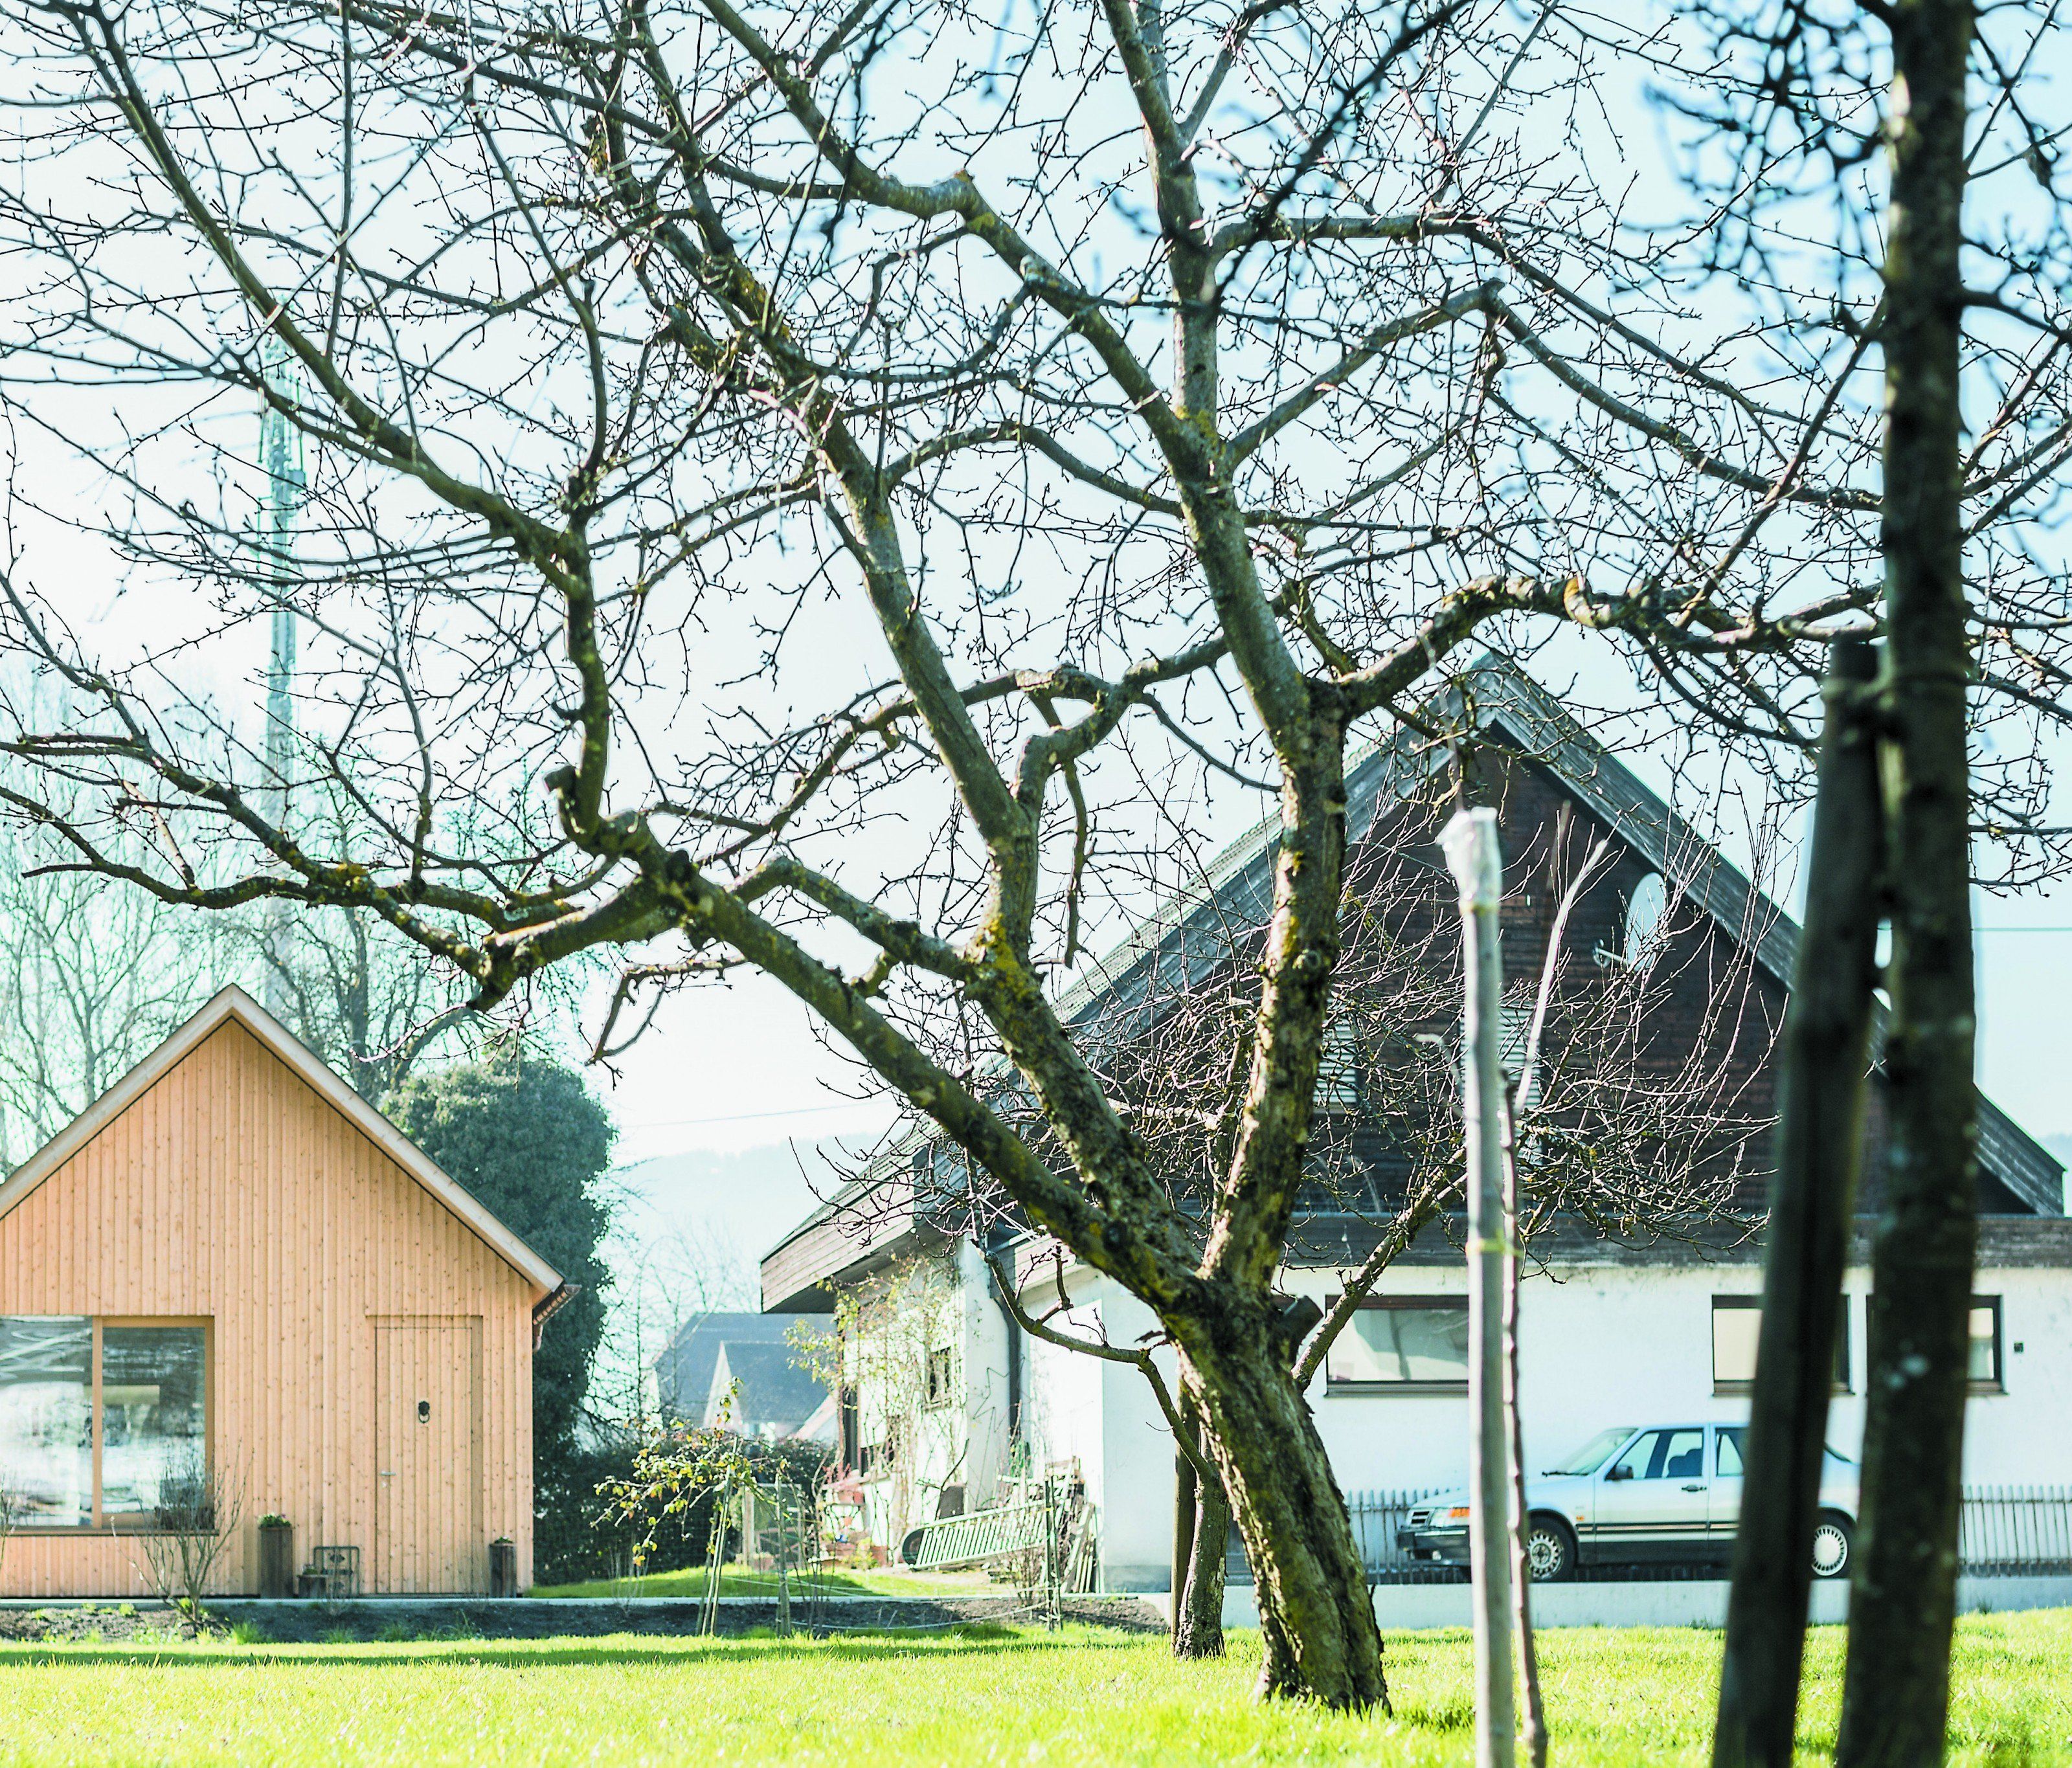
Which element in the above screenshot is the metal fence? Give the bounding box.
[1222,1484,2072,1586]
[1958,1486,2072,1576]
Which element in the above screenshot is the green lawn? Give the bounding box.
[530,1563,1002,1600]
[0,1610,2064,1765]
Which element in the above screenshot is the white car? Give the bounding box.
[1396,1422,1859,1582]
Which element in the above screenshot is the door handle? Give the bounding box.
[1681,1483,1707,1493]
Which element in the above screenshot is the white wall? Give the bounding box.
[1032,1254,2072,1591]
[955,1240,1015,1509]
[1008,1268,1182,1591]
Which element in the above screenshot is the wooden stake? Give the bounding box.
[1443,805,1515,1768]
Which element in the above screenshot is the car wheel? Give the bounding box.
[1811,1512,1853,1580]
[1524,1515,1576,1583]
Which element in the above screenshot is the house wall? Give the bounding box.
[844,1248,974,1547]
[1016,1251,2072,1591]
[1288,1258,2072,1497]
[1010,1270,1178,1591]
[0,1020,537,1597]
[954,1241,1015,1514]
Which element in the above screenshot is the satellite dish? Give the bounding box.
[1623,871,1667,966]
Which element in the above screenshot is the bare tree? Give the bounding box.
[0,0,2067,1707]
[0,713,240,1166]
[588,1212,758,1433]
[1666,1,2072,1749]
[128,1448,247,1628]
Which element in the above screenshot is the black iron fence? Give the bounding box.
[1223,1484,2072,1587]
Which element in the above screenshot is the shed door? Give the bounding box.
[375,1319,483,1593]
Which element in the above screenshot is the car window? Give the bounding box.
[1545,1426,1636,1477]
[1606,1427,1706,1481]
[1606,1429,1661,1480]
[1717,1427,1744,1478]
[1660,1429,1706,1479]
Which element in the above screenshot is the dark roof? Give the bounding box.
[706,1339,826,1433]
[762,656,2064,1304]
[653,1312,813,1416]
[1293,1211,2072,1271]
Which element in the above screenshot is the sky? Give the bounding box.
[6,0,2071,1303]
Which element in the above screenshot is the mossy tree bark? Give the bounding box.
[1185,1310,1386,1706]
[1835,0,1981,1759]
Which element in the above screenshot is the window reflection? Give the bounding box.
[0,1316,92,1526]
[100,1326,207,1516]
[1326,1303,1470,1387]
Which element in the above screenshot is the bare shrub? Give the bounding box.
[128,1451,245,1626]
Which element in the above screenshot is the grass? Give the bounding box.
[0,1609,2064,1765]
[528,1563,1004,1600]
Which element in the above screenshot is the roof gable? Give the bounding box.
[763,658,2064,1290]
[1048,656,2060,1213]
[0,986,563,1296]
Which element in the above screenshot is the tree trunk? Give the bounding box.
[1172,1378,1229,1658]
[1177,1480,1232,1659]
[1187,1315,1388,1710]
[1714,637,1882,1768]
[1835,0,1980,1760]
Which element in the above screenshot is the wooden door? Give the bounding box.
[374,1319,484,1593]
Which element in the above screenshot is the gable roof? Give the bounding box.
[1439,660,2061,1214]
[1037,655,2060,1214]
[0,985,563,1298]
[704,1339,826,1433]
[763,656,2063,1300]
[654,1310,817,1413]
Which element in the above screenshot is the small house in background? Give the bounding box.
[0,987,564,1598]
[651,1311,831,1442]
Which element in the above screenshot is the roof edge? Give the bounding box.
[0,985,563,1298]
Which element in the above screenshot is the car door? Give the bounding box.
[1591,1426,1711,1563]
[1711,1426,1746,1554]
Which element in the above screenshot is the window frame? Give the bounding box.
[1864,1295,2005,1397]
[1711,1295,1851,1397]
[1966,1295,2005,1394]
[0,1314,212,1534]
[1322,1295,1470,1395]
[923,1345,955,1411]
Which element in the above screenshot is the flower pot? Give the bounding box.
[490,1538,519,1598]
[258,1522,295,1599]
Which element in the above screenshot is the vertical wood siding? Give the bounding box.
[0,1021,535,1596]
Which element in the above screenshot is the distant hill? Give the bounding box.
[600,1137,860,1301]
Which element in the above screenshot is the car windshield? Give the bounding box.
[1544,1427,1636,1477]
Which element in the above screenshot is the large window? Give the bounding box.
[1325,1299,1469,1391]
[0,1318,208,1528]
[1863,1295,2005,1395]
[1712,1295,1851,1395]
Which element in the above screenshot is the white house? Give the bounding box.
[761,661,2071,1590]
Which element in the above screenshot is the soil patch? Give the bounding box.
[0,1596,1164,1646]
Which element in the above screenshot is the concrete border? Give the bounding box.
[1137,1576,2072,1631]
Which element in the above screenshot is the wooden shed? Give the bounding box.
[0,987,563,1597]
